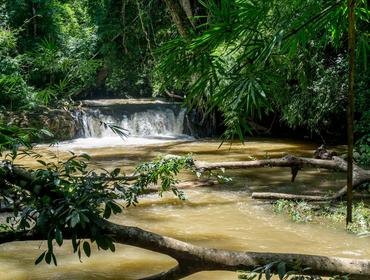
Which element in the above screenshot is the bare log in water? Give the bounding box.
[194,155,370,201]
[3,154,370,202]
[0,219,370,280]
[251,192,330,201]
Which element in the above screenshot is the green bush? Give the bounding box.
[273,200,370,236]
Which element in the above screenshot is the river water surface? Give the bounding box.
[1,137,369,280]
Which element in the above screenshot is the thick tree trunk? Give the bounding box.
[1,220,370,280]
[180,0,193,19]
[163,0,194,37]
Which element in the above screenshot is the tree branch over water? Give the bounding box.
[2,153,370,279]
[194,155,370,201]
[1,219,370,280]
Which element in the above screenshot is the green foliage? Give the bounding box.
[0,151,194,265]
[279,54,347,134]
[354,134,370,167]
[273,200,370,236]
[273,200,314,223]
[85,0,173,98]
[0,26,36,109]
[0,0,177,107]
[0,1,101,109]
[125,155,194,205]
[323,202,370,236]
[195,166,232,184]
[0,122,53,157]
[30,29,100,88]
[238,260,350,280]
[354,70,370,167]
[157,0,369,139]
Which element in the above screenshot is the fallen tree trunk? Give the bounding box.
[194,155,370,201]
[1,219,370,280]
[194,155,348,171]
[251,192,330,201]
[3,155,370,202]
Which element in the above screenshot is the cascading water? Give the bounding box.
[67,99,192,149]
[79,107,186,138]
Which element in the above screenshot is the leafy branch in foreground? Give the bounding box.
[238,260,350,280]
[0,123,53,158]
[158,0,369,140]
[0,152,194,265]
[1,153,370,279]
[125,154,194,205]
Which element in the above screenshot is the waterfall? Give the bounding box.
[74,99,189,140]
[78,108,187,138]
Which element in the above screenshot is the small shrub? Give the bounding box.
[273,200,370,235]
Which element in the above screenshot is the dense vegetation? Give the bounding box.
[0,0,174,107]
[273,199,370,236]
[0,1,370,279]
[1,0,369,154]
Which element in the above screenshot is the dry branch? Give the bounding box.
[194,155,370,201]
[251,192,330,201]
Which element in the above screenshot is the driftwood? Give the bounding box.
[1,219,370,280]
[194,155,370,201]
[251,192,331,201]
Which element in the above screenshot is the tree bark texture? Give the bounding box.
[1,219,370,280]
[163,0,194,37]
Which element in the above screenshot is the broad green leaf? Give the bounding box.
[277,262,286,280]
[35,251,46,265]
[83,241,91,257]
[103,204,112,219]
[70,212,80,228]
[45,251,52,264]
[55,228,63,246]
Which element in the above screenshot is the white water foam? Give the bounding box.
[54,135,193,151]
[55,101,194,150]
[78,107,187,138]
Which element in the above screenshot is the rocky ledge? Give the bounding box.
[0,108,80,141]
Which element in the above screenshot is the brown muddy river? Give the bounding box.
[1,138,368,280]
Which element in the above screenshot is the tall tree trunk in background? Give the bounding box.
[180,0,195,28]
[346,0,356,225]
[163,0,194,37]
[180,0,193,18]
[32,4,37,37]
